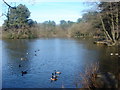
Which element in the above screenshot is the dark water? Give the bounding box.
[1,38,119,88]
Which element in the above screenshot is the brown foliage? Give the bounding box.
[80,62,99,89]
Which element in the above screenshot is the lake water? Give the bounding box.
[1,38,119,88]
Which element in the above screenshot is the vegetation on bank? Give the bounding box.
[79,62,118,88]
[1,0,120,46]
[1,10,103,39]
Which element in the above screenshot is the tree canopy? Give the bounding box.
[3,4,35,30]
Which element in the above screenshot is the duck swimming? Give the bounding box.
[50,76,57,81]
[21,71,27,76]
[55,71,61,74]
[50,78,57,81]
[110,53,113,56]
[21,58,24,60]
[19,65,21,67]
[21,57,27,61]
[115,53,118,56]
[52,73,58,78]
[54,70,61,74]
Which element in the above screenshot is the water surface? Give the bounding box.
[1,38,119,88]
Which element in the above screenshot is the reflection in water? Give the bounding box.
[2,39,34,76]
[2,38,119,88]
[75,38,119,74]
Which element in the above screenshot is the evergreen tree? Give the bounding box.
[3,4,35,30]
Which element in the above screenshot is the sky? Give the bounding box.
[0,0,98,26]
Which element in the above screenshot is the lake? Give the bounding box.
[1,38,119,88]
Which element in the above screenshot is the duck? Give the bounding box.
[21,57,26,61]
[54,70,61,74]
[115,53,118,56]
[53,75,58,78]
[21,58,24,60]
[26,53,29,54]
[21,71,27,76]
[50,76,57,81]
[96,73,103,78]
[19,65,21,67]
[52,73,58,78]
[52,73,54,76]
[35,54,37,56]
[56,72,61,74]
[110,53,113,56]
[50,78,57,81]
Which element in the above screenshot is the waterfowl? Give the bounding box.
[21,71,27,76]
[53,75,58,78]
[21,58,24,60]
[22,71,27,74]
[54,70,61,74]
[52,73,54,76]
[19,65,21,67]
[26,53,29,54]
[96,74,102,78]
[35,54,37,56]
[21,57,26,60]
[50,78,57,81]
[52,73,58,78]
[56,72,61,74]
[55,71,61,74]
[115,53,118,56]
[110,53,113,56]
[50,75,57,81]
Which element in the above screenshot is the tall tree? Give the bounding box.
[2,0,36,39]
[98,2,120,43]
[3,4,31,30]
[3,0,35,31]
[77,18,82,23]
[60,20,74,30]
[43,20,56,31]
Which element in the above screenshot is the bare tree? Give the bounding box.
[98,2,120,44]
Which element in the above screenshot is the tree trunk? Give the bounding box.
[100,15,113,41]
[116,7,119,40]
[110,2,116,43]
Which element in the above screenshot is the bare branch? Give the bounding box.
[2,0,16,9]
